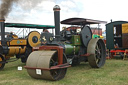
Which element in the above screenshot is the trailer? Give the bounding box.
[106,21,128,59]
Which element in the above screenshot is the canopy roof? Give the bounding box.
[61,18,107,25]
[5,23,55,29]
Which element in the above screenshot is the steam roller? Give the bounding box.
[25,5,106,81]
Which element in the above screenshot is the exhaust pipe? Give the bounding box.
[0,19,6,46]
[53,5,61,39]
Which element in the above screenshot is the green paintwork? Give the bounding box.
[106,21,128,50]
[65,44,80,55]
[5,23,55,29]
[64,35,81,55]
[92,34,100,38]
[71,35,81,45]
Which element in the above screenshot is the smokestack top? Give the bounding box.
[0,19,5,22]
[53,5,61,11]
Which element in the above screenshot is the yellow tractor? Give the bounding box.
[0,19,55,70]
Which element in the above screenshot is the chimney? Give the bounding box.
[53,5,61,39]
[0,19,6,45]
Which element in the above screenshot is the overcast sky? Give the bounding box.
[1,0,128,33]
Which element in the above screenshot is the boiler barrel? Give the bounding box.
[65,44,80,55]
[7,46,26,56]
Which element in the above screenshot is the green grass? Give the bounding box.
[0,59,128,85]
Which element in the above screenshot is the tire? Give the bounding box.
[0,55,5,70]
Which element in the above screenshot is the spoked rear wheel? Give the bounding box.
[87,39,106,68]
[95,41,103,64]
[0,55,5,70]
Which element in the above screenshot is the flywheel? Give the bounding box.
[81,26,92,47]
[0,54,5,70]
[87,39,106,68]
[27,31,40,47]
[26,50,67,80]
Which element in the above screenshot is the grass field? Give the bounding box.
[0,59,128,85]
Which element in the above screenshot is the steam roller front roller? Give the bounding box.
[87,39,106,68]
[26,50,67,80]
